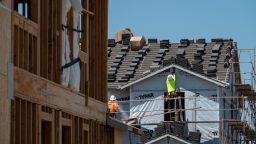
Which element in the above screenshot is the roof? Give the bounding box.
[119,64,229,89]
[145,134,191,144]
[107,37,236,89]
[107,117,142,135]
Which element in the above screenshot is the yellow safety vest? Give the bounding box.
[166,74,176,93]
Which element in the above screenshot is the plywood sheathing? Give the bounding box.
[0,1,12,143]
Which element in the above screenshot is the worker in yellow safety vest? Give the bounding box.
[166,72,176,97]
[108,95,119,117]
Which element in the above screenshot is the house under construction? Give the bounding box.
[107,29,256,143]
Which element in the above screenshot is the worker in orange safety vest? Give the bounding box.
[108,95,119,117]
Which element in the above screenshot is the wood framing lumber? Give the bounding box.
[14,67,107,123]
[0,1,12,143]
[82,8,94,15]
[78,50,88,63]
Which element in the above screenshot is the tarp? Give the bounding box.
[69,0,83,13]
[69,2,80,91]
[61,0,72,87]
[61,0,80,91]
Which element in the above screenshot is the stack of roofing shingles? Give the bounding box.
[119,45,149,82]
[188,131,201,144]
[224,41,233,68]
[107,39,115,57]
[190,40,206,74]
[150,40,169,70]
[108,38,130,82]
[174,39,191,68]
[207,39,223,77]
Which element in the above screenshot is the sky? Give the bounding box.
[108,0,256,86]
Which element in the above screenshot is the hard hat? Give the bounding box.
[110,95,116,101]
[167,74,173,80]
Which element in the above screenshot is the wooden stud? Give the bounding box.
[24,31,29,71]
[56,0,61,84]
[28,34,33,73]
[26,101,31,144]
[13,25,19,66]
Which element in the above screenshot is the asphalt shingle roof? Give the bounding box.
[107,38,235,88]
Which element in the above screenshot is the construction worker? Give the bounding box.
[108,95,119,117]
[166,69,176,97]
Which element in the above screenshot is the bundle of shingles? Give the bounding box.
[188,131,201,144]
[163,57,177,67]
[164,123,174,134]
[191,62,204,74]
[154,123,166,137]
[173,123,185,138]
[176,56,189,68]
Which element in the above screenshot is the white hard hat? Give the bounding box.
[110,95,116,101]
[167,74,173,80]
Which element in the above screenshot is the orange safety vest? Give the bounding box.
[108,101,119,112]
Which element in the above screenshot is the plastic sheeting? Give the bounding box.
[128,90,219,142]
[185,91,219,143]
[130,94,164,130]
[69,0,83,13]
[61,0,81,91]
[61,0,72,87]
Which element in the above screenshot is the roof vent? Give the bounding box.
[130,36,146,51]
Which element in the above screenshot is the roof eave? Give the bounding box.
[119,64,229,90]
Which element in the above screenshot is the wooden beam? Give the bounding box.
[14,67,107,122]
